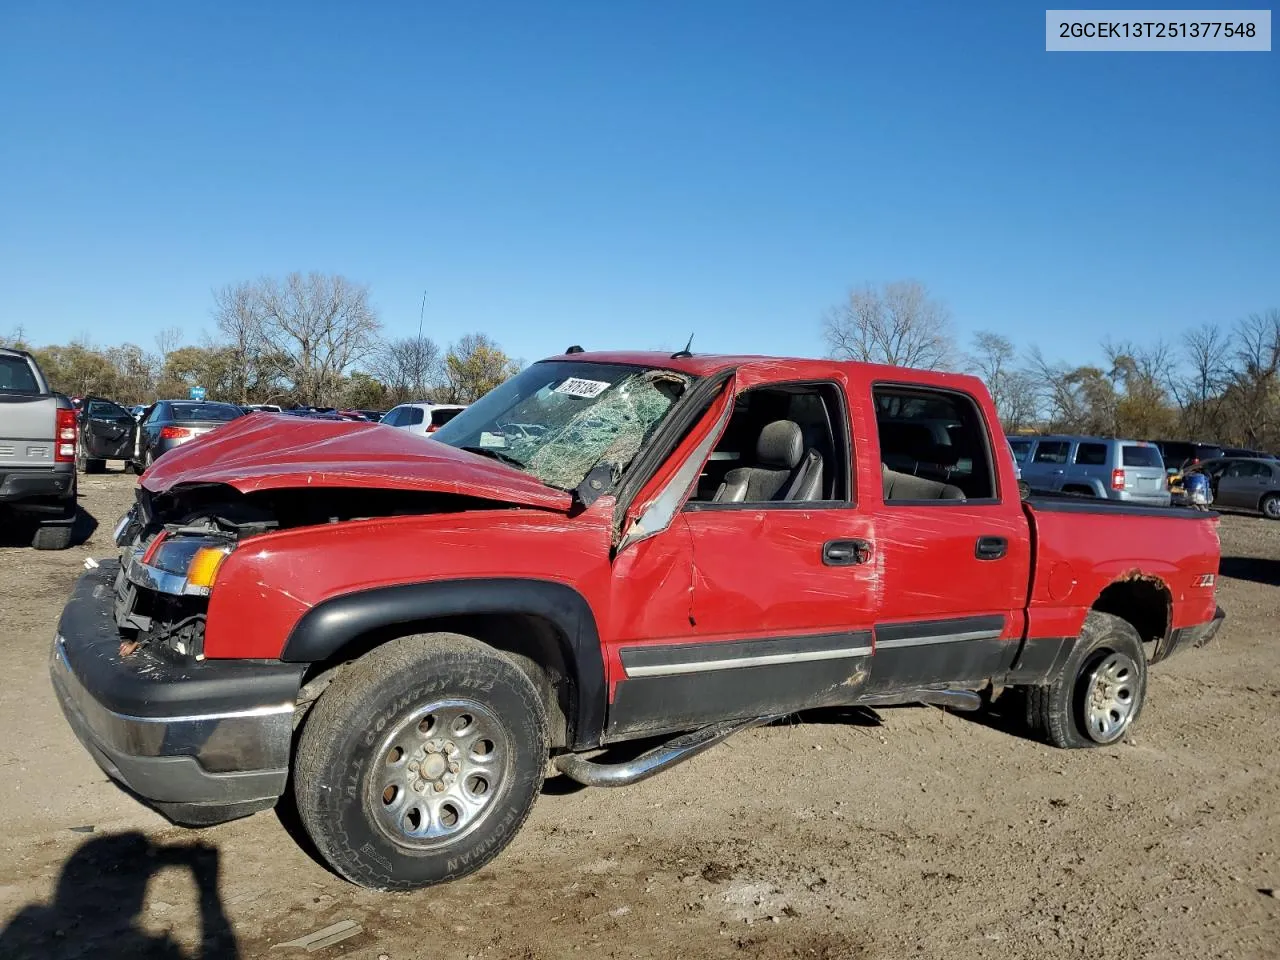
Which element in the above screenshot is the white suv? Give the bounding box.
[380,402,467,437]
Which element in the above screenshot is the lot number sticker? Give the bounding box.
[554,377,611,399]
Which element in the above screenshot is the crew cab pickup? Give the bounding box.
[1,348,78,549]
[50,351,1225,890]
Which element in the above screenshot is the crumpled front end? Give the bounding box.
[50,560,305,825]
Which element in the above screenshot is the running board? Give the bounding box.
[857,688,984,711]
[552,715,782,788]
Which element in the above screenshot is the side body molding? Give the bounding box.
[281,578,607,751]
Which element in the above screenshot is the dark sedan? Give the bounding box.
[128,400,244,473]
[1183,457,1280,519]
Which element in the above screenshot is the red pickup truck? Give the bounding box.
[50,351,1224,890]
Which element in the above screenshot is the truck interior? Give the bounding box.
[683,381,997,505]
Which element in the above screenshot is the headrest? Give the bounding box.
[757,420,804,469]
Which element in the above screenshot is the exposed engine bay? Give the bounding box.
[111,482,516,661]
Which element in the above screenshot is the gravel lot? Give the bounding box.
[1,470,1278,959]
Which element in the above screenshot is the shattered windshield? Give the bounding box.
[431,361,694,491]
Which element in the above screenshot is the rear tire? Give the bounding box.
[1025,612,1147,749]
[293,633,548,891]
[1261,493,1280,520]
[31,523,74,550]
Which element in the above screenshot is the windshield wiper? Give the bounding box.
[457,445,527,470]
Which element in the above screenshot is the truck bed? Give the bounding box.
[1025,490,1213,520]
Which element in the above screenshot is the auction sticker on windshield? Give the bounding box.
[554,377,611,399]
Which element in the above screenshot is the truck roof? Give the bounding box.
[542,350,991,394]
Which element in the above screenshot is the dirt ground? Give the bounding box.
[1,470,1277,960]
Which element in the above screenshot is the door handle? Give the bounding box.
[975,536,1007,561]
[823,539,871,566]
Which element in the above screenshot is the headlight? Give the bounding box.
[142,534,234,595]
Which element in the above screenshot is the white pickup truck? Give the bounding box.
[0,348,78,549]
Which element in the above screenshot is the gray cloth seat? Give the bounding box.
[714,420,824,503]
[882,464,965,501]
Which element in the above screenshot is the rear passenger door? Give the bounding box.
[1070,441,1109,494]
[868,383,1028,693]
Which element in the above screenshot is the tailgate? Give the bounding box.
[1120,443,1168,493]
[0,394,58,467]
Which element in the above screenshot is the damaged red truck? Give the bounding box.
[50,351,1225,890]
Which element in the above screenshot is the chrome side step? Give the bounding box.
[857,688,983,711]
[552,715,781,788]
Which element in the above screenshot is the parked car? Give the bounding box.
[245,404,283,414]
[127,400,245,472]
[1181,457,1280,519]
[1151,440,1226,474]
[0,347,77,549]
[76,397,143,473]
[52,350,1224,891]
[129,404,148,420]
[380,402,467,436]
[1007,435,1169,506]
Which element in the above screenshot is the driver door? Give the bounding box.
[81,399,138,460]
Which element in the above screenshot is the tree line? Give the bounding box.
[1,273,522,411]
[6,271,1276,449]
[824,280,1280,450]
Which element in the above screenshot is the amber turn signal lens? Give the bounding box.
[186,546,231,589]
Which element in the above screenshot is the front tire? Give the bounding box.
[1025,612,1147,748]
[293,633,548,891]
[1261,493,1280,520]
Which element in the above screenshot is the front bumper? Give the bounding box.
[49,561,305,825]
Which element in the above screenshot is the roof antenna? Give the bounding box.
[670,333,694,359]
[565,344,585,354]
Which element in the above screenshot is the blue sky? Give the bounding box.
[1,2,1275,369]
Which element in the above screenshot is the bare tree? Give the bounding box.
[966,331,1034,428]
[213,273,381,405]
[154,326,183,361]
[1,325,28,349]
[823,280,954,370]
[1169,323,1233,437]
[371,336,443,401]
[1228,308,1280,447]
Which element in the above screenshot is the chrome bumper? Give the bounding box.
[50,562,305,825]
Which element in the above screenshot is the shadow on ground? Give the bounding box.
[1219,556,1280,587]
[0,504,98,550]
[0,832,240,959]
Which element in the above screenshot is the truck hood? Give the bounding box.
[140,413,574,512]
